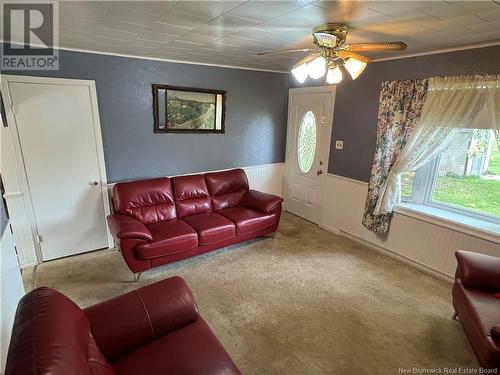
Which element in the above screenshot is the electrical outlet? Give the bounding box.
[335,140,344,150]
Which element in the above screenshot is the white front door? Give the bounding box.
[285,86,335,223]
[5,77,110,261]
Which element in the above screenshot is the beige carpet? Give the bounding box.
[23,213,476,374]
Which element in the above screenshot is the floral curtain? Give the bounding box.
[362,79,429,233]
[373,74,500,216]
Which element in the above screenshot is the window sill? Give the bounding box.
[394,203,500,244]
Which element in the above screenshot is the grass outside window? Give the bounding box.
[432,147,500,217]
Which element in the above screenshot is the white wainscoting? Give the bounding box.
[105,163,285,196]
[320,174,500,281]
[0,224,25,373]
[243,163,284,197]
[1,126,39,267]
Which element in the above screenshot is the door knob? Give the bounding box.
[317,170,323,175]
[90,181,99,186]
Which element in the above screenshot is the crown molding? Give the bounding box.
[372,40,500,62]
[0,41,289,74]
[3,39,499,73]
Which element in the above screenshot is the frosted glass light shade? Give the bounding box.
[326,66,342,84]
[344,57,367,80]
[307,56,326,79]
[291,63,309,83]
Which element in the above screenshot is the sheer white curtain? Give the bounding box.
[374,74,500,215]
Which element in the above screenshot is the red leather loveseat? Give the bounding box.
[107,169,283,278]
[5,276,241,375]
[452,250,500,369]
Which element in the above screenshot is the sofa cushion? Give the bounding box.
[172,175,212,218]
[205,169,249,210]
[112,318,240,375]
[137,220,198,259]
[217,207,276,234]
[113,178,176,225]
[181,212,236,245]
[454,282,500,336]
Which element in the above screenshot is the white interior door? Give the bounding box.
[285,86,335,223]
[5,77,110,261]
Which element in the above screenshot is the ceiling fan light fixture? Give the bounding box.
[291,63,309,83]
[326,66,342,84]
[264,24,404,84]
[307,56,326,79]
[344,57,367,80]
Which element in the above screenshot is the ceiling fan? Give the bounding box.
[258,23,407,84]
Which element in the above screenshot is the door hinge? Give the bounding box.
[36,234,43,243]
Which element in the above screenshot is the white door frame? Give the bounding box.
[1,75,113,265]
[284,85,336,224]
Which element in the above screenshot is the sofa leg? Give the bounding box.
[266,231,276,239]
[452,311,458,321]
[133,272,142,282]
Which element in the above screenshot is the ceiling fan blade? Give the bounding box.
[292,52,321,69]
[257,48,316,56]
[336,51,370,63]
[346,42,407,52]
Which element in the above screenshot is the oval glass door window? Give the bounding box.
[297,111,317,173]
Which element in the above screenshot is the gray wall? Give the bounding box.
[3,47,289,182]
[291,45,500,182]
[5,44,499,184]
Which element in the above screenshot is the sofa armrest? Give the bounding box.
[456,251,500,290]
[242,190,283,213]
[84,276,199,361]
[107,214,153,241]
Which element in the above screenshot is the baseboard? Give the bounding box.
[318,223,340,235]
[319,224,454,284]
[20,261,37,269]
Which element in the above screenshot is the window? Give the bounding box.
[402,129,500,223]
[401,171,416,199]
[297,111,317,173]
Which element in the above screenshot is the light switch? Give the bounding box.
[335,140,344,150]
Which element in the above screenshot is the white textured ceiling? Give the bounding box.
[6,1,500,71]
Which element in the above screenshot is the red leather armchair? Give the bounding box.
[5,277,241,375]
[453,250,500,369]
[107,169,283,278]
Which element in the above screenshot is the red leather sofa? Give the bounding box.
[107,169,283,278]
[5,276,241,375]
[452,250,500,369]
